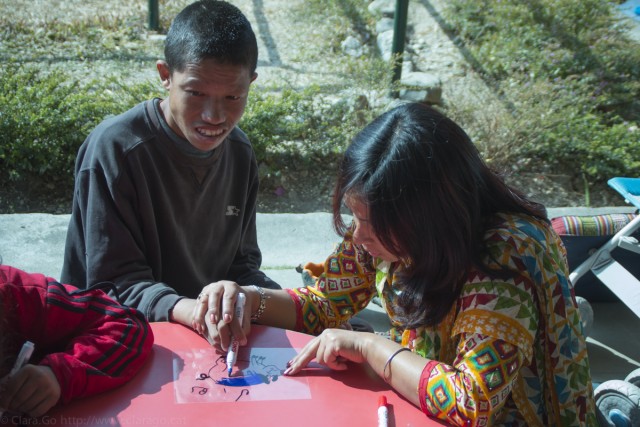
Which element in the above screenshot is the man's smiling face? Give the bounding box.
[157,58,257,152]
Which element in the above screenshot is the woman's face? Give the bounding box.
[346,197,400,263]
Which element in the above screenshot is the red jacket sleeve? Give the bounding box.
[0,265,154,404]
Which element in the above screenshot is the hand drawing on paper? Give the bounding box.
[191,354,281,401]
[173,347,312,403]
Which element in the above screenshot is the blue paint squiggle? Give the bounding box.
[215,373,264,387]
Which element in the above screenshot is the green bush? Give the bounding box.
[508,78,640,180]
[445,0,640,188]
[242,85,378,163]
[0,64,379,195]
[0,64,161,187]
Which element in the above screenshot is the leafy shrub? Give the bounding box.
[241,84,380,171]
[0,63,379,197]
[0,0,388,208]
[445,0,640,191]
[0,64,161,188]
[508,79,640,181]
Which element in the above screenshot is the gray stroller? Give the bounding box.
[554,177,640,427]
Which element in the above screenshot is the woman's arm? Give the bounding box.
[279,237,378,334]
[284,329,424,406]
[191,234,377,348]
[285,329,524,426]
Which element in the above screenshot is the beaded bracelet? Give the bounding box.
[251,285,269,321]
[383,347,411,382]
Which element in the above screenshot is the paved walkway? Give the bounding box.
[1,207,634,283]
[0,206,636,333]
[0,207,632,289]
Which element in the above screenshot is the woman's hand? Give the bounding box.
[284,328,371,375]
[284,329,424,408]
[0,365,61,417]
[191,281,255,352]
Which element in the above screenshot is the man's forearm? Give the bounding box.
[169,298,196,326]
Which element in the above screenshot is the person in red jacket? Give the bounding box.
[0,264,154,418]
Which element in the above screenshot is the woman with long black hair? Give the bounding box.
[195,103,596,426]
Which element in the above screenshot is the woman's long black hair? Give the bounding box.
[332,102,546,327]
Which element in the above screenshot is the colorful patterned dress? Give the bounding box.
[286,212,597,426]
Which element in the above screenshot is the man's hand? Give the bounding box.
[189,281,253,352]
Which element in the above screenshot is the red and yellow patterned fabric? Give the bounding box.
[286,212,597,426]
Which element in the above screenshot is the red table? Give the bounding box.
[46,322,445,426]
